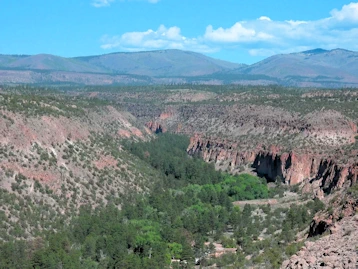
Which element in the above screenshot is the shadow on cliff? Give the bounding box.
[252,153,285,183]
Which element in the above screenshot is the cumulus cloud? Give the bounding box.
[100,2,358,57]
[101,25,216,53]
[202,2,358,55]
[258,16,272,21]
[204,23,272,43]
[330,2,358,22]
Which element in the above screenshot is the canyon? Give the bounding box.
[117,87,358,198]
[0,85,357,268]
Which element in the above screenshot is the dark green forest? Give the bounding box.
[0,134,324,269]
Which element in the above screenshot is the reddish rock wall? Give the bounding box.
[187,135,358,195]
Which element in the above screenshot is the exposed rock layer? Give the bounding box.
[187,135,358,195]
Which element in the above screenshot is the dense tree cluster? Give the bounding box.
[124,134,223,187]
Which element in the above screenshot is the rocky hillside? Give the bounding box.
[282,184,358,268]
[0,88,160,240]
[282,216,358,268]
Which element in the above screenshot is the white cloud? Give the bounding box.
[330,2,358,22]
[101,25,216,53]
[285,20,308,26]
[100,2,358,57]
[258,16,271,21]
[204,23,258,42]
[200,2,358,55]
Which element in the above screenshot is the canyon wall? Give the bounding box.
[187,135,358,196]
[132,99,358,197]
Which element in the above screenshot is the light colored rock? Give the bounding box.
[281,216,358,269]
[305,256,316,264]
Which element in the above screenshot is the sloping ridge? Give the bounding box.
[75,49,241,76]
[1,54,106,73]
[0,50,241,77]
[239,48,358,84]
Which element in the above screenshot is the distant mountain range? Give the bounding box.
[234,48,358,87]
[0,48,357,87]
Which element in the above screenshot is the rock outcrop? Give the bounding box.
[309,191,358,237]
[187,135,358,195]
[282,215,358,269]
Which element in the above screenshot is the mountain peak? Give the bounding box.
[330,48,353,53]
[301,48,328,55]
[300,48,354,55]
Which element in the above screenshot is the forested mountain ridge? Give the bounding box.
[0,48,358,87]
[235,48,358,87]
[0,50,241,79]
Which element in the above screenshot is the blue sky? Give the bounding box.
[1,0,358,64]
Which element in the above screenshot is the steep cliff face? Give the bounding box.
[187,135,358,195]
[145,121,166,134]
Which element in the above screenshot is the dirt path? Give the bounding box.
[232,192,305,209]
[233,199,278,207]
